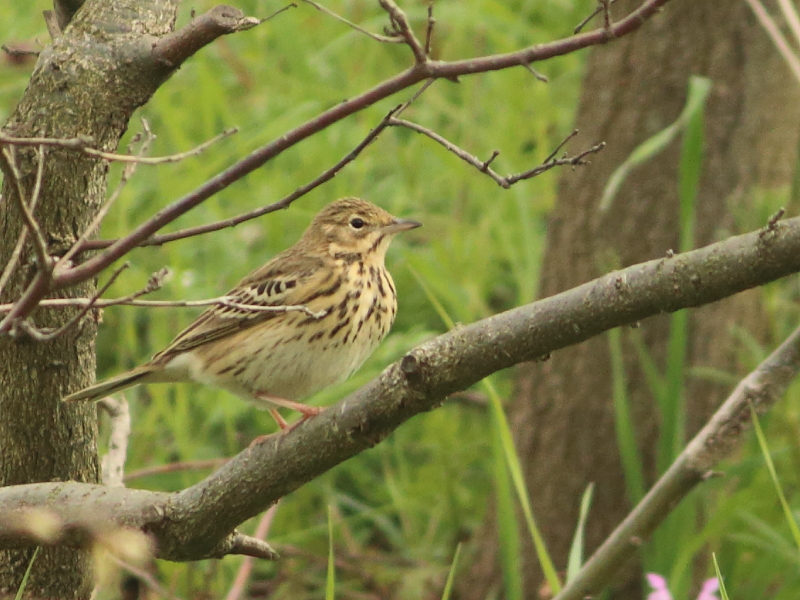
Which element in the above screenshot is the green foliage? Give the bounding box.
[7,2,800,600]
[1,0,591,597]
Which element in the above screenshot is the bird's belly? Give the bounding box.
[182,317,383,405]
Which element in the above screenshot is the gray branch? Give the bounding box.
[554,320,800,599]
[2,217,800,561]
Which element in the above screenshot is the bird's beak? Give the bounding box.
[382,218,422,234]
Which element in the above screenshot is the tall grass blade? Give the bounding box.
[600,77,712,211]
[14,546,40,600]
[749,403,800,551]
[410,265,561,596]
[326,506,336,600]
[608,328,646,504]
[712,553,730,600]
[440,543,463,600]
[566,483,594,582]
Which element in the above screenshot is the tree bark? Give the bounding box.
[0,2,179,597]
[460,1,800,598]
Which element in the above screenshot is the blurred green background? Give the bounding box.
[3,1,800,599]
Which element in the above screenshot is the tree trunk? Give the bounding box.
[460,1,800,598]
[0,2,179,597]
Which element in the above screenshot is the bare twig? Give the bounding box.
[224,504,280,600]
[81,91,432,251]
[125,459,229,483]
[11,262,129,341]
[378,0,427,62]
[0,145,52,274]
[55,123,156,272]
[301,0,402,43]
[263,2,298,22]
[0,128,236,165]
[424,4,435,56]
[0,149,46,298]
[3,216,800,562]
[389,118,604,188]
[99,396,131,488]
[574,0,619,33]
[0,0,674,332]
[43,9,62,40]
[744,0,800,82]
[519,60,549,82]
[553,323,800,600]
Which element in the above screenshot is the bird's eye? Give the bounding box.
[349,217,365,229]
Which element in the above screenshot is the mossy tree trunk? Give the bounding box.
[460,1,800,598]
[0,2,179,597]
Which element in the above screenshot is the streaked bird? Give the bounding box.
[63,198,421,430]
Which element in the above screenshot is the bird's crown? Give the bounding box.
[301,198,418,257]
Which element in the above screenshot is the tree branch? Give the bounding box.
[151,5,261,69]
[45,0,670,294]
[553,322,800,600]
[0,216,799,560]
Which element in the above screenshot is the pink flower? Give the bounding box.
[646,573,720,600]
[696,578,720,600]
[647,573,673,600]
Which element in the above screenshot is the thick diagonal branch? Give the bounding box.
[0,216,799,561]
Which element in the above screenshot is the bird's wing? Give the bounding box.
[151,251,331,363]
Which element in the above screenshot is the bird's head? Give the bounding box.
[303,197,421,261]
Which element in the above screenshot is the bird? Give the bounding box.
[63,197,421,430]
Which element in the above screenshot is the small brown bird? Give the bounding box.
[63,198,421,429]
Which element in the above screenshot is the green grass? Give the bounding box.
[5,2,800,600]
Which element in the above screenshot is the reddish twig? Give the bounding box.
[424,4,435,56]
[378,0,428,62]
[0,127,236,165]
[83,84,432,251]
[0,0,672,334]
[12,262,129,341]
[389,118,604,188]
[301,0,402,43]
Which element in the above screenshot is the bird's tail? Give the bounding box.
[62,365,159,403]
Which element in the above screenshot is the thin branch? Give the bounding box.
[424,4,435,56]
[389,118,604,188]
[1,145,52,274]
[0,0,673,331]
[519,60,549,82]
[301,0,402,43]
[99,396,132,488]
[553,323,800,600]
[2,216,800,561]
[263,2,298,23]
[0,128,236,165]
[56,124,156,271]
[43,9,62,40]
[11,262,129,341]
[378,0,428,63]
[744,0,800,82]
[81,89,431,251]
[776,0,800,51]
[0,149,46,298]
